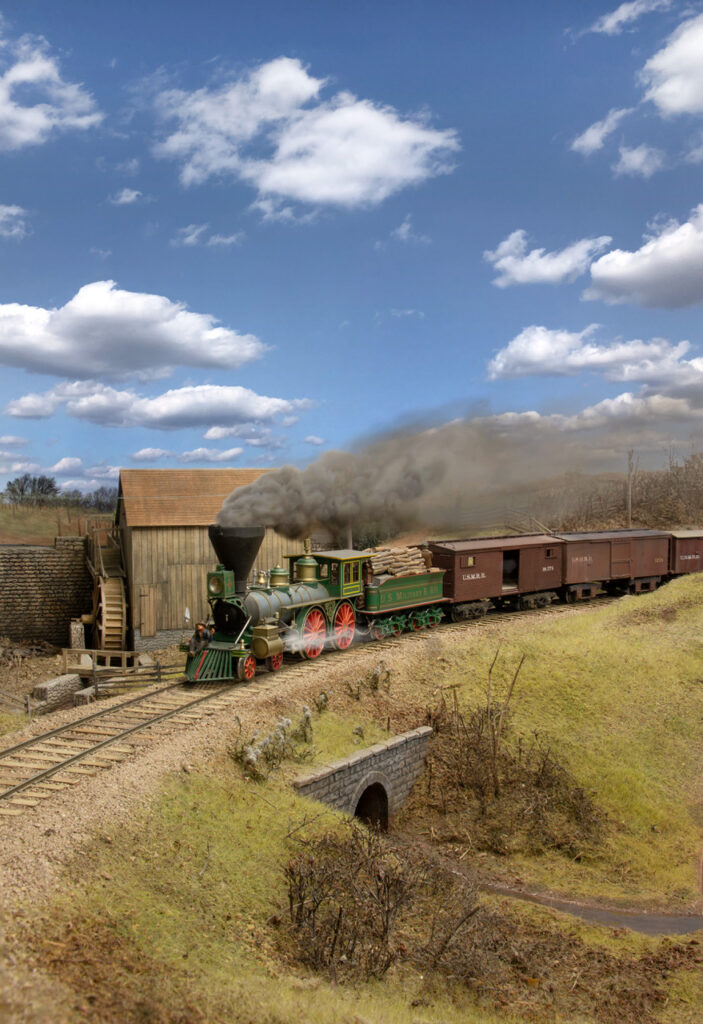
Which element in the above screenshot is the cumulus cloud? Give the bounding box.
[641,13,703,116]
[0,203,29,239]
[179,446,244,463]
[0,434,26,445]
[585,0,671,36]
[570,107,633,155]
[109,187,144,205]
[48,456,119,480]
[612,143,665,177]
[488,324,694,384]
[390,214,430,244]
[132,447,173,461]
[0,280,265,379]
[154,56,459,210]
[5,381,310,430]
[586,204,703,307]
[484,229,611,287]
[304,435,325,446]
[0,27,102,150]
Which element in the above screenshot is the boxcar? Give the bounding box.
[555,529,670,598]
[428,534,564,618]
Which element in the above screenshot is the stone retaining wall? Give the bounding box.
[0,537,91,646]
[293,726,432,818]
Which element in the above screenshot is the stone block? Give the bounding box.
[33,673,82,707]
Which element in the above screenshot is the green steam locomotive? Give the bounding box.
[184,525,445,682]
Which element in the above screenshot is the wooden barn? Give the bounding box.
[116,468,300,650]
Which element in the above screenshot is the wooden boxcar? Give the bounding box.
[555,530,670,597]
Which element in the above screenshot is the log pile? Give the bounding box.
[368,546,433,578]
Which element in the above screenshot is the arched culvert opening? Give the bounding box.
[354,782,389,831]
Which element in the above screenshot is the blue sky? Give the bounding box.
[1,0,703,490]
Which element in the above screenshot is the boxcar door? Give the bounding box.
[611,541,632,578]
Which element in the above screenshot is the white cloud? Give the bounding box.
[0,280,265,378]
[0,28,102,150]
[390,308,425,319]
[641,13,703,116]
[90,246,112,259]
[171,223,244,247]
[0,434,26,445]
[179,447,244,463]
[612,143,665,177]
[155,56,459,210]
[585,0,671,36]
[207,231,244,246]
[0,203,29,239]
[48,456,119,480]
[116,157,140,174]
[570,107,633,155]
[171,223,208,246]
[6,381,310,430]
[390,214,430,244]
[488,324,694,383]
[586,204,703,306]
[484,229,611,286]
[132,447,173,461]
[304,435,325,446]
[109,187,144,205]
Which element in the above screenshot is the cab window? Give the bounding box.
[330,562,339,585]
[352,562,360,582]
[319,563,329,579]
[343,563,351,584]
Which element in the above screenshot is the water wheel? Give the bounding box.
[91,576,127,650]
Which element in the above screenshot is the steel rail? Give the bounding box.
[0,684,235,803]
[0,682,187,760]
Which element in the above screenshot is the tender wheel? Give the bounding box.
[333,601,356,650]
[410,617,422,631]
[266,653,283,672]
[301,608,326,659]
[236,654,256,681]
[369,623,383,641]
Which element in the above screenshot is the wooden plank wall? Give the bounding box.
[129,526,302,631]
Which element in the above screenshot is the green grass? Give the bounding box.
[407,574,703,906]
[0,710,25,737]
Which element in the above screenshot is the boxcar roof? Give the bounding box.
[555,530,670,541]
[670,529,703,538]
[429,534,561,552]
[118,468,271,527]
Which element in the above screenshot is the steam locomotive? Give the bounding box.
[184,524,703,682]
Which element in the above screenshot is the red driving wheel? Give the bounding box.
[333,602,356,649]
[301,608,326,659]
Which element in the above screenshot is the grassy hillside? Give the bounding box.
[18,576,703,1023]
[0,503,89,544]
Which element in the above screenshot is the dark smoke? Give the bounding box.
[217,410,663,539]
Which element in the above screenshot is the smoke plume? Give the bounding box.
[217,410,665,539]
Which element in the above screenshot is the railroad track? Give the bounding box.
[0,594,618,818]
[0,682,241,818]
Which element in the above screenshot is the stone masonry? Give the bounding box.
[0,537,92,646]
[293,726,433,819]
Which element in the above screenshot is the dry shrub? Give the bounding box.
[425,692,604,858]
[279,824,703,1023]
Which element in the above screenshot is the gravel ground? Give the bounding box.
[0,603,628,1023]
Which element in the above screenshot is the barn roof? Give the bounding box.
[118,468,271,527]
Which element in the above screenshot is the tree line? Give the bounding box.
[2,473,118,512]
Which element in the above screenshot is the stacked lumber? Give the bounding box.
[369,546,427,578]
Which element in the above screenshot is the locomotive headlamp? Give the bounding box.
[207,568,235,598]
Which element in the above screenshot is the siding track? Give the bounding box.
[0,682,237,818]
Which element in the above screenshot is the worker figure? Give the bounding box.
[189,622,210,655]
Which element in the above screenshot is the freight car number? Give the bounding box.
[680,554,700,560]
[462,572,487,581]
[571,556,593,563]
[542,565,554,572]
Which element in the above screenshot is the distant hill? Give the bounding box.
[0,505,91,545]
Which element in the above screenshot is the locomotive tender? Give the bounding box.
[184,524,703,682]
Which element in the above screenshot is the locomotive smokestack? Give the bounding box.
[208,524,265,595]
